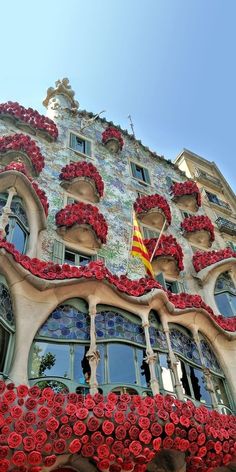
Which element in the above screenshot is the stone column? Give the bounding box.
[87,301,99,395]
[161,317,184,400]
[142,317,160,395]
[191,327,219,411]
[0,187,17,236]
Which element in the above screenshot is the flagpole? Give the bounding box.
[150,217,166,262]
[125,211,136,275]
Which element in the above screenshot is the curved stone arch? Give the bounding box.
[0,170,47,257]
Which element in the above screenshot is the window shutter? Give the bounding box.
[166,176,173,190]
[177,281,186,293]
[70,133,76,149]
[155,272,166,289]
[130,161,137,178]
[143,168,151,184]
[85,140,92,157]
[52,240,64,264]
[93,254,106,264]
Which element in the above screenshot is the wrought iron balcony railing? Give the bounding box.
[206,192,231,211]
[216,217,236,236]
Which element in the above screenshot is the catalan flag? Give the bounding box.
[131,213,154,278]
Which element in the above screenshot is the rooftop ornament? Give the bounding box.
[145,235,184,277]
[102,126,124,153]
[134,194,171,230]
[0,134,45,176]
[0,102,58,141]
[59,161,104,202]
[43,77,79,113]
[55,202,108,248]
[181,215,215,248]
[171,181,201,212]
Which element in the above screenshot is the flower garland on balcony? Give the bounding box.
[55,202,108,244]
[0,102,58,140]
[0,381,235,472]
[193,248,236,273]
[0,238,236,332]
[0,162,49,217]
[0,134,45,174]
[144,235,184,272]
[59,161,104,197]
[134,195,171,226]
[181,215,215,242]
[171,181,201,208]
[102,126,124,151]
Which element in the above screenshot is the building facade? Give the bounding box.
[0,79,235,472]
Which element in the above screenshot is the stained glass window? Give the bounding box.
[214,272,236,318]
[0,283,14,326]
[95,310,145,344]
[200,338,221,373]
[149,312,168,349]
[170,328,201,365]
[37,304,90,340]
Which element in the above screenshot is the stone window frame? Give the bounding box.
[0,275,15,378]
[52,239,105,266]
[129,159,151,187]
[68,130,94,160]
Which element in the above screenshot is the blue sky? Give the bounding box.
[1,0,235,192]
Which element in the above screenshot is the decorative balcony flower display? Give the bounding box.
[181,215,215,243]
[55,202,108,244]
[102,126,124,153]
[59,161,104,198]
[1,238,235,332]
[134,194,171,226]
[145,235,184,272]
[0,380,235,472]
[193,248,236,273]
[171,180,201,209]
[0,134,45,175]
[0,102,58,140]
[0,161,49,216]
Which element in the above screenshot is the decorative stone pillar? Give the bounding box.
[191,327,219,411]
[0,187,17,236]
[87,301,99,395]
[142,317,160,395]
[161,317,184,400]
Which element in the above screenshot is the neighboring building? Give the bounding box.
[0,79,235,472]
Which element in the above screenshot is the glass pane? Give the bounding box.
[11,199,28,228]
[97,344,105,384]
[74,345,90,385]
[229,293,236,314]
[108,344,136,384]
[96,310,145,344]
[0,325,10,372]
[215,293,234,317]
[214,377,230,406]
[38,305,90,340]
[134,165,145,181]
[137,348,150,387]
[177,360,191,397]
[30,342,70,379]
[79,255,91,266]
[200,339,221,373]
[10,220,26,253]
[64,250,76,265]
[159,353,174,392]
[0,284,14,326]
[170,329,201,365]
[190,367,211,404]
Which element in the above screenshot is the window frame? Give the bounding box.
[68,131,93,159]
[129,160,151,186]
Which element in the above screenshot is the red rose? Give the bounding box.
[69,438,82,453]
[81,443,95,457]
[102,420,114,435]
[53,439,66,454]
[0,459,10,472]
[7,432,22,448]
[58,424,72,439]
[138,417,150,430]
[12,450,27,466]
[150,422,163,437]
[73,420,87,436]
[76,407,89,419]
[165,422,175,436]
[153,438,162,451]
[87,417,100,431]
[129,441,142,456]
[17,385,29,397]
[35,430,47,445]
[46,417,59,431]
[23,436,36,452]
[91,432,104,446]
[44,454,56,467]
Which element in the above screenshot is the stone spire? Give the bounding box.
[43,78,79,119]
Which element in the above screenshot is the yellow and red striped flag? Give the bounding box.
[131,213,154,278]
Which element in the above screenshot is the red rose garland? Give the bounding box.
[102,127,124,151]
[0,134,45,175]
[181,215,215,242]
[144,235,184,272]
[0,238,235,331]
[0,102,58,140]
[0,382,235,472]
[55,202,108,244]
[0,162,49,217]
[59,161,104,197]
[134,195,171,226]
[193,248,236,272]
[171,181,201,208]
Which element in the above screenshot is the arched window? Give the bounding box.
[0,278,15,376]
[95,307,148,395]
[29,300,90,393]
[214,271,236,317]
[0,192,29,253]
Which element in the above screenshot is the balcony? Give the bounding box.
[181,215,215,248]
[59,161,104,203]
[216,217,236,236]
[195,169,222,190]
[134,194,171,230]
[145,235,184,278]
[171,180,201,212]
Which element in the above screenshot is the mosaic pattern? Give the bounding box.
[95,310,145,344]
[200,339,222,373]
[0,283,14,326]
[170,329,201,365]
[38,305,90,340]
[149,312,168,349]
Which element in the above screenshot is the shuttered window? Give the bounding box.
[130,161,150,185]
[69,133,92,157]
[52,241,105,266]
